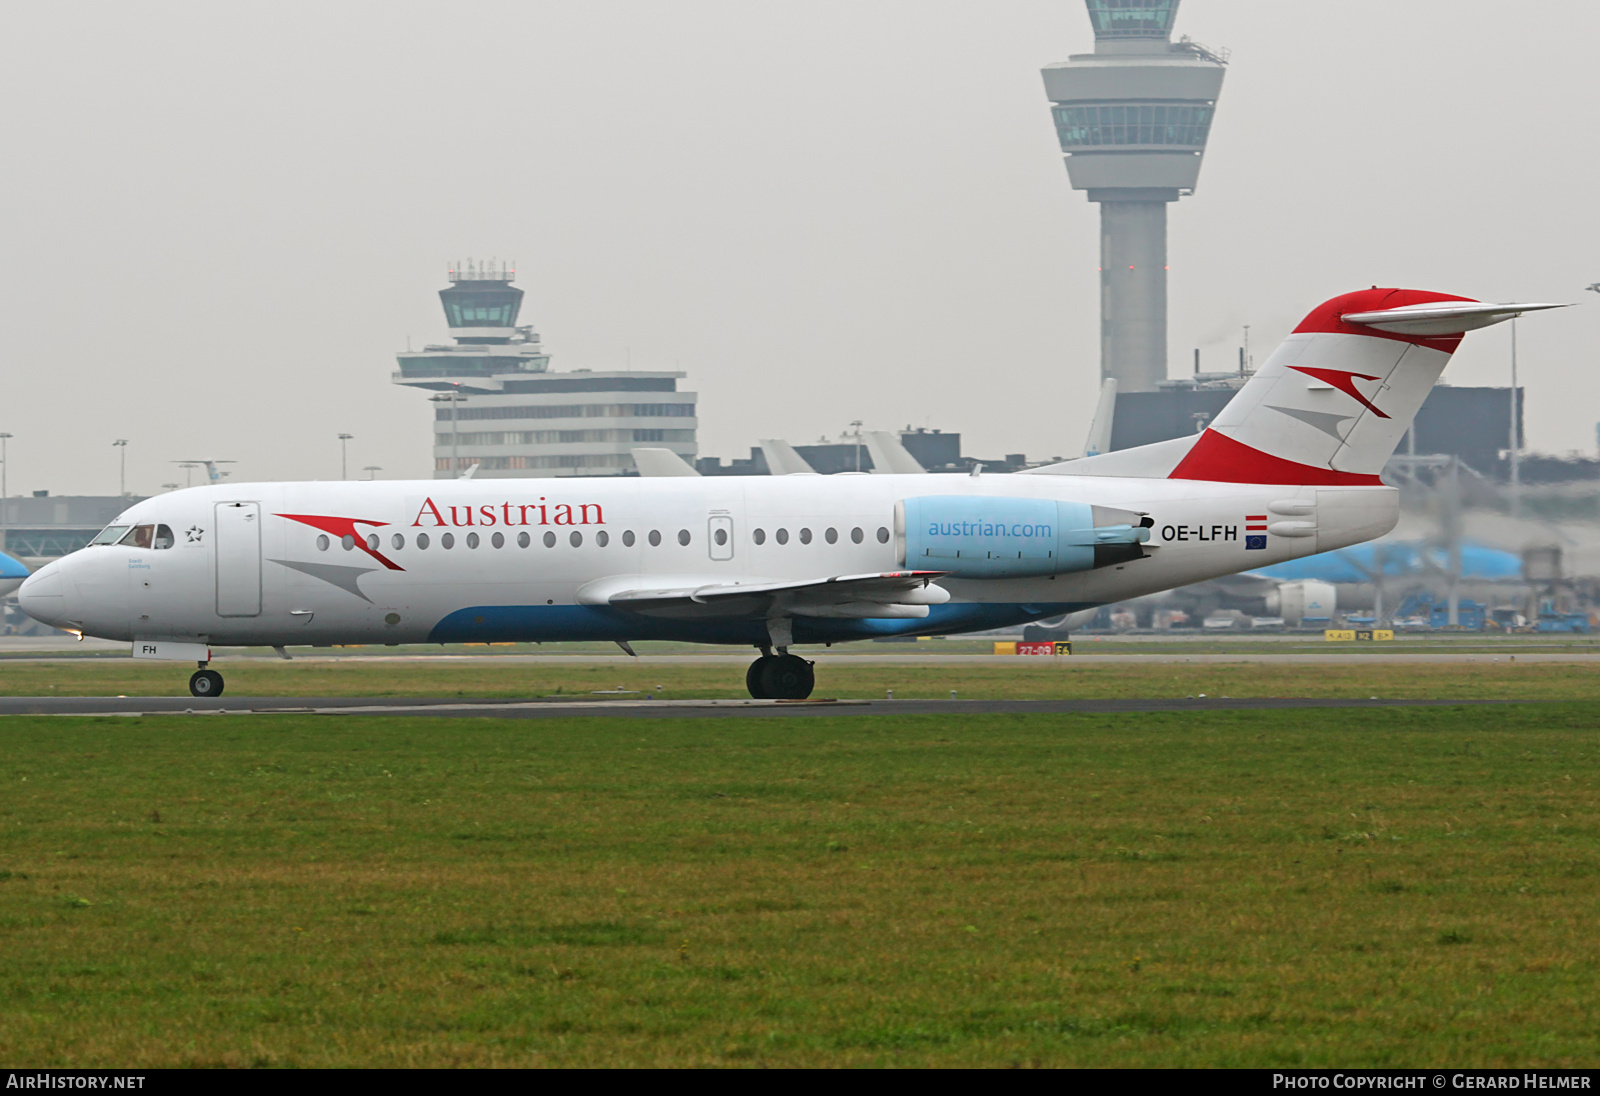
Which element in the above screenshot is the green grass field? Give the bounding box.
[2,654,1599,702]
[3,702,1599,1066]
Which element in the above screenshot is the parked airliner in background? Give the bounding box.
[18,289,1563,699]
[0,550,29,599]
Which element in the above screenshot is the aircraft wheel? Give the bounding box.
[746,656,772,699]
[758,654,814,700]
[189,669,225,698]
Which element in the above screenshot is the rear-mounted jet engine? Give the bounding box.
[897,496,1152,578]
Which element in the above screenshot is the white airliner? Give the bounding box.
[18,289,1561,699]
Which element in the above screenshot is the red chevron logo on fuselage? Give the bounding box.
[1288,367,1390,419]
[276,513,405,571]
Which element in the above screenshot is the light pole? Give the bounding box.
[429,390,465,476]
[849,420,863,472]
[363,465,382,480]
[113,439,128,496]
[1508,318,1520,519]
[0,433,11,554]
[338,433,354,480]
[161,483,180,492]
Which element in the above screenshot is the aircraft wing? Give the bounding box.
[579,570,949,620]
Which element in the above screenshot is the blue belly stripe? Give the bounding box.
[426,602,1084,646]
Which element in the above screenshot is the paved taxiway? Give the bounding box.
[0,695,1537,719]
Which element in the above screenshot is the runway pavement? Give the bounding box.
[0,695,1538,720]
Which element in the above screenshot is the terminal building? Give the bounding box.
[2,493,145,560]
[394,262,697,478]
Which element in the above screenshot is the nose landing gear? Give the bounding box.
[745,648,814,700]
[189,663,225,698]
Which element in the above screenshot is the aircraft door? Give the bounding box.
[215,502,262,617]
[708,514,734,561]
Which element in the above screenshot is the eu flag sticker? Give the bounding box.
[1246,535,1267,550]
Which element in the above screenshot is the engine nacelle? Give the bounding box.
[897,496,1151,579]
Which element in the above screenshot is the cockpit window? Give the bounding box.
[112,524,176,549]
[119,525,155,549]
[90,525,131,546]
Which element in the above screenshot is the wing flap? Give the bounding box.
[595,570,949,619]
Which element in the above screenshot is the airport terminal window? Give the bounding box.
[441,533,455,549]
[851,527,864,544]
[517,532,530,548]
[623,530,636,547]
[877,527,890,543]
[597,530,610,547]
[417,533,430,549]
[648,530,662,547]
[799,528,812,545]
[466,533,480,549]
[544,531,557,548]
[1086,0,1175,38]
[825,527,838,544]
[443,403,695,423]
[1053,103,1214,149]
[776,528,789,545]
[492,532,504,549]
[753,528,766,545]
[317,535,330,551]
[571,531,584,547]
[445,294,519,327]
[90,525,130,546]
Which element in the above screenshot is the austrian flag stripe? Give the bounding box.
[1246,514,1268,531]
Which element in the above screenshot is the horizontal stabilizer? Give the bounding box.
[1342,300,1566,336]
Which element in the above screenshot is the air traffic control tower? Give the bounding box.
[1042,0,1226,392]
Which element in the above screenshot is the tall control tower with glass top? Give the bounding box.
[1042,0,1226,392]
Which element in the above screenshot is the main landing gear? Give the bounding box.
[746,648,815,700]
[189,663,225,698]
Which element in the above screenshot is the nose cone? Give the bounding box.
[18,562,70,629]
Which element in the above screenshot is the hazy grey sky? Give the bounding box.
[2,1,1596,495]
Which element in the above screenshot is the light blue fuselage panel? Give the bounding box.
[902,496,1147,578]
